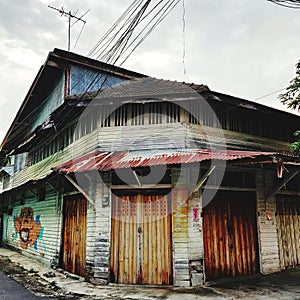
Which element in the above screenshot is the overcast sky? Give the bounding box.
[0,0,299,142]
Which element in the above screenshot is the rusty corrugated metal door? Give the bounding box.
[276,195,300,269]
[203,191,259,280]
[62,196,87,277]
[110,192,172,285]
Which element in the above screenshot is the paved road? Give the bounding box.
[0,271,51,300]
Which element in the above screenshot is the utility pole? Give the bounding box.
[48,5,88,51]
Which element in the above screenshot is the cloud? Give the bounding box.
[0,0,299,142]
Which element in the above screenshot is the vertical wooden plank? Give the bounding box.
[132,195,137,284]
[62,197,86,277]
[203,205,212,279]
[115,196,121,283]
[110,213,115,281]
[156,195,162,285]
[137,194,143,284]
[124,196,130,283]
[211,207,218,279]
[143,195,149,284]
[289,200,297,267]
[78,198,87,276]
[216,206,223,277]
[224,202,231,277]
[232,214,240,277]
[147,195,153,284]
[167,195,172,285]
[152,196,158,285]
[294,198,300,265]
[161,195,167,284]
[119,196,125,284]
[239,212,247,275]
[128,196,133,284]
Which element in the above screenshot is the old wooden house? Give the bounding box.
[0,48,299,286]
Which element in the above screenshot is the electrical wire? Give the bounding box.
[5,1,181,152]
[74,22,86,48]
[267,0,300,8]
[182,0,187,82]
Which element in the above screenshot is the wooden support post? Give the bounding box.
[188,166,216,200]
[268,170,299,198]
[64,174,95,209]
[132,170,142,187]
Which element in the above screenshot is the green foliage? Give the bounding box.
[280,61,300,156]
[280,61,300,110]
[291,130,300,156]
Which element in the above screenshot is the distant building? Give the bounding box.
[0,48,299,286]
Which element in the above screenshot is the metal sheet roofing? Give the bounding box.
[53,149,279,174]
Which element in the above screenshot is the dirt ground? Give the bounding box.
[1,252,300,300]
[0,255,83,299]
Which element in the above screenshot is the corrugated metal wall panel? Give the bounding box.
[203,191,259,281]
[276,195,300,269]
[5,187,62,268]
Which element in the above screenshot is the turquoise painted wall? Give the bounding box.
[70,65,125,95]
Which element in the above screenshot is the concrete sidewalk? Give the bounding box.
[0,247,300,300]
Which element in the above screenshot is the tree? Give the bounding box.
[279,60,300,110]
[290,131,300,156]
[279,61,300,155]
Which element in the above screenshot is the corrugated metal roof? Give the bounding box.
[53,149,278,174]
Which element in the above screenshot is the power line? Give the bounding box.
[267,0,300,8]
[254,88,286,101]
[182,0,187,82]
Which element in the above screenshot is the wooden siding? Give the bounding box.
[276,195,300,269]
[5,187,62,267]
[172,168,190,287]
[203,191,259,280]
[188,124,291,153]
[4,129,100,192]
[98,123,187,151]
[93,175,111,283]
[30,76,64,133]
[4,120,292,194]
[256,170,281,274]
[4,123,185,193]
[62,196,87,277]
[110,193,172,285]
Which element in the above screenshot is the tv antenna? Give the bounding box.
[48,5,89,51]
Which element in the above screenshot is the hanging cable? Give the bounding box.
[182,0,187,82]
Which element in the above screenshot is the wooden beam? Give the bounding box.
[268,170,299,198]
[203,186,256,192]
[64,174,95,209]
[277,190,300,196]
[132,170,142,187]
[189,166,216,200]
[111,184,172,190]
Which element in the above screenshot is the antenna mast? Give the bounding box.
[48,5,87,51]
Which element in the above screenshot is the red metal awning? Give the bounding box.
[52,149,283,174]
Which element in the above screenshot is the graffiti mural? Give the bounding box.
[14,207,41,249]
